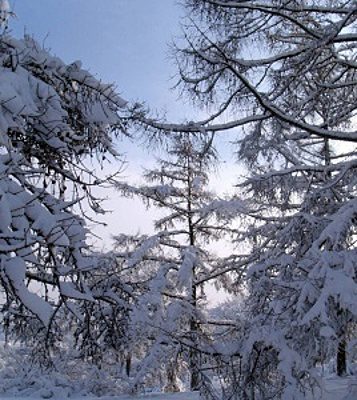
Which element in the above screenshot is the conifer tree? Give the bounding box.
[136,1,357,397]
[0,18,128,350]
[115,132,239,393]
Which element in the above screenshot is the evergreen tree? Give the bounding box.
[137,1,357,398]
[115,132,239,393]
[0,21,128,352]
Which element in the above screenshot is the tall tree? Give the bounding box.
[136,1,357,398]
[115,132,240,393]
[0,22,129,350]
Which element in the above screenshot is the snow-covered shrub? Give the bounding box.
[0,341,130,398]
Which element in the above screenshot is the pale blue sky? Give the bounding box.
[11,0,185,115]
[8,0,238,254]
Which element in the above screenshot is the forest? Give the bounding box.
[0,0,356,399]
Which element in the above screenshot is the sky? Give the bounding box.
[6,1,240,306]
[11,0,185,115]
[8,0,239,251]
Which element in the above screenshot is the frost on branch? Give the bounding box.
[171,1,357,398]
[0,35,127,161]
[0,32,128,335]
[0,0,11,29]
[113,133,244,394]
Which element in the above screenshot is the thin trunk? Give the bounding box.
[337,339,347,377]
[323,137,331,167]
[325,137,347,377]
[187,149,200,391]
[125,353,131,377]
[336,302,347,377]
[166,361,180,392]
[189,283,200,391]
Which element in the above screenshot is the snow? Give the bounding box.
[109,393,200,400]
[0,6,355,400]
[0,380,355,399]
[319,376,357,400]
[0,0,10,28]
[0,0,9,11]
[0,393,200,400]
[4,257,53,325]
[59,282,95,302]
[177,247,196,289]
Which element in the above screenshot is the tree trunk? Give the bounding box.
[187,151,200,391]
[189,284,200,391]
[337,339,347,377]
[188,254,200,391]
[125,353,132,377]
[165,361,180,392]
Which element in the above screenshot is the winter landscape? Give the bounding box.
[0,0,356,399]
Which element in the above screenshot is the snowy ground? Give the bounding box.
[0,394,200,400]
[318,376,357,400]
[0,377,356,399]
[0,393,200,400]
[99,394,199,400]
[0,379,356,400]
